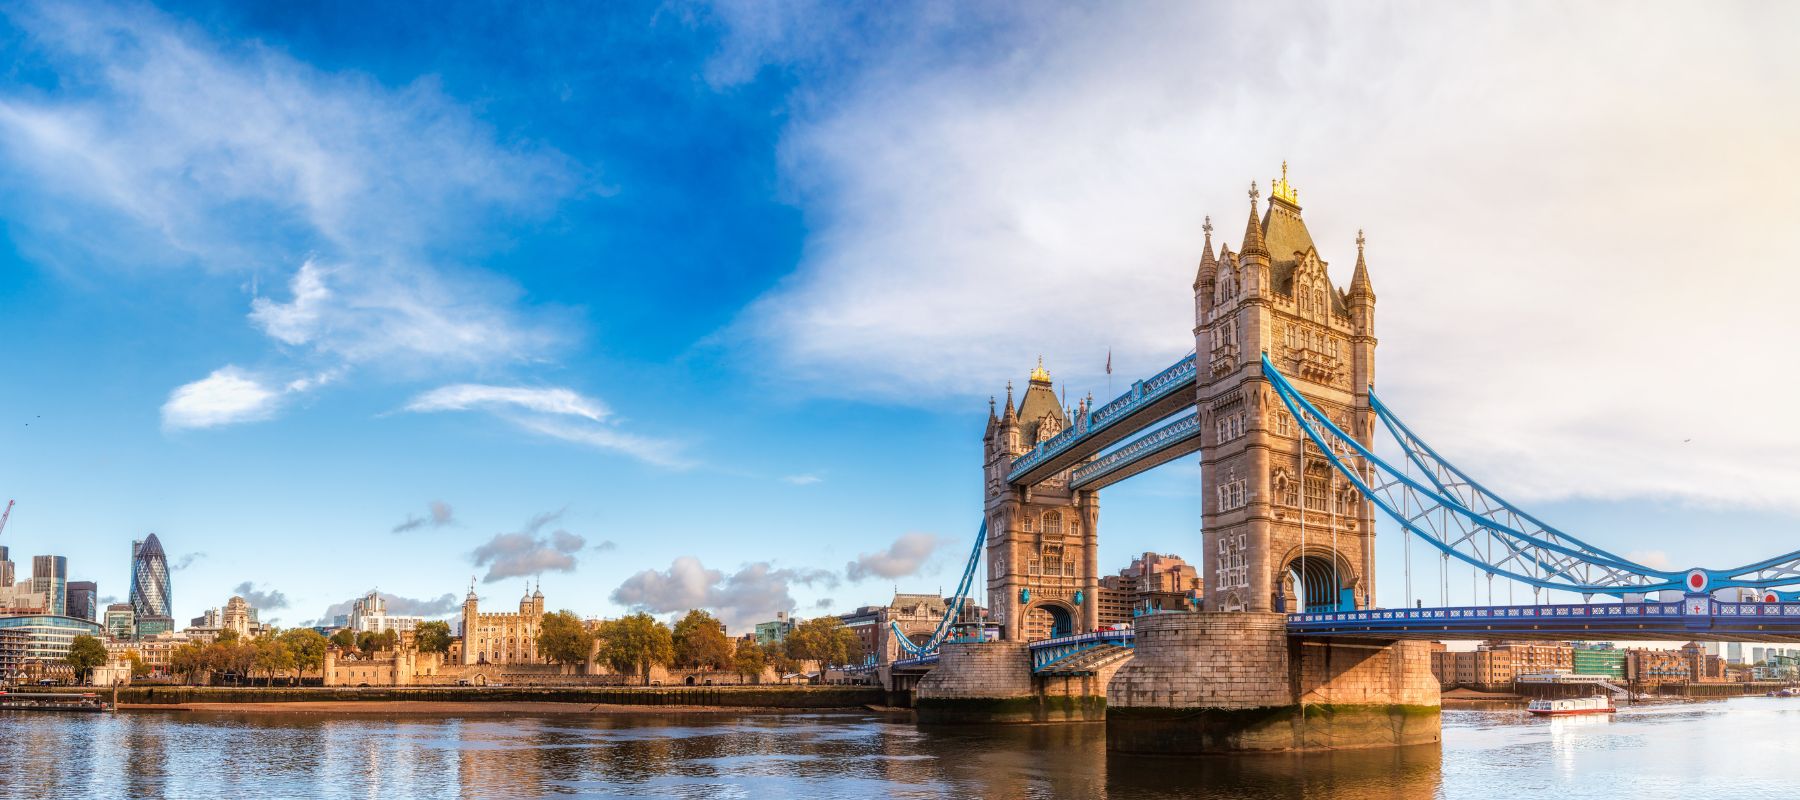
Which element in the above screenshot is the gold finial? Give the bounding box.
[1030,356,1052,384]
[1248,182,1259,205]
[1356,228,1365,252]
[1271,161,1298,205]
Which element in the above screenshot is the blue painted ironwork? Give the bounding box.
[1262,353,1800,596]
[1068,411,1201,489]
[1288,599,1800,642]
[1028,628,1136,673]
[891,521,987,659]
[1006,353,1198,483]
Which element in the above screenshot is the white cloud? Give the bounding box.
[405,384,687,468]
[611,556,839,632]
[0,1,576,424]
[469,509,587,583]
[846,532,945,581]
[161,367,281,430]
[406,385,610,423]
[723,3,1800,513]
[782,473,823,486]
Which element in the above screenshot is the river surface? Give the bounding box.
[1,698,1795,798]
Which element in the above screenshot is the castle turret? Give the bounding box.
[461,578,479,666]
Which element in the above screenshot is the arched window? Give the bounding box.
[1273,469,1298,507]
[1315,290,1327,318]
[1304,463,1331,511]
[1043,512,1063,535]
[1335,485,1358,515]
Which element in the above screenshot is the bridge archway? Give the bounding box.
[1279,548,1359,613]
[1026,600,1077,641]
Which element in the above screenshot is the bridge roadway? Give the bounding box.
[893,598,1800,677]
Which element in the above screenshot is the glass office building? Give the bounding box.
[29,555,67,617]
[130,534,173,628]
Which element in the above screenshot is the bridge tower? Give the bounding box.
[1194,166,1378,614]
[984,362,1101,641]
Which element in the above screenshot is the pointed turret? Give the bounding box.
[1239,183,1268,259]
[1193,215,1217,290]
[1002,381,1017,421]
[1349,228,1374,299]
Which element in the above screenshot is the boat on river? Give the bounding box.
[0,691,113,712]
[1526,696,1615,716]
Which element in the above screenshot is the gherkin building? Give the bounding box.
[130,533,173,625]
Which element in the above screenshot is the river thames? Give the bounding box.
[1,698,1793,798]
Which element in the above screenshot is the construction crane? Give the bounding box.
[0,500,11,540]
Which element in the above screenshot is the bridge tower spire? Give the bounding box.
[1195,165,1378,614]
[983,357,1098,642]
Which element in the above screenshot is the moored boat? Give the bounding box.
[0,691,113,712]
[1526,696,1615,716]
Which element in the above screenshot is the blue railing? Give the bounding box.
[1028,628,1137,672]
[1005,352,1198,483]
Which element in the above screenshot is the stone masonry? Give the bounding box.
[1107,612,1439,753]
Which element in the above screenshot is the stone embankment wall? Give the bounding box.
[60,685,882,709]
[1107,612,1439,753]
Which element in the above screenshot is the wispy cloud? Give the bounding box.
[469,509,587,583]
[782,473,823,486]
[392,500,456,534]
[405,384,688,468]
[846,532,945,581]
[0,1,578,428]
[172,552,206,571]
[719,3,1800,513]
[232,581,290,610]
[611,556,837,632]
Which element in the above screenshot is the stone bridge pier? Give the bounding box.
[910,641,1124,724]
[1106,612,1439,753]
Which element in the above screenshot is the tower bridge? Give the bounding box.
[891,166,1800,753]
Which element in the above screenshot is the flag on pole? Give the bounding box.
[1105,349,1112,375]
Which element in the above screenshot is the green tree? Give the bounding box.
[596,613,674,685]
[279,628,329,677]
[123,649,151,679]
[414,620,453,654]
[761,641,800,676]
[355,629,397,655]
[784,617,865,668]
[672,610,733,670]
[171,641,208,684]
[329,628,357,652]
[214,629,241,645]
[537,610,597,666]
[253,637,295,685]
[732,640,767,682]
[65,635,108,683]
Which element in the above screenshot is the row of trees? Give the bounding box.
[62,609,868,686]
[530,609,867,685]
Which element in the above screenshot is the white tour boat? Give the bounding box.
[1526,696,1616,716]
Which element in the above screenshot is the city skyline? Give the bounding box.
[5,1,1800,631]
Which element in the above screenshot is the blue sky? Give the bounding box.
[2,1,1798,632]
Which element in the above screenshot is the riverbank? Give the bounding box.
[125,700,864,716]
[48,685,885,712]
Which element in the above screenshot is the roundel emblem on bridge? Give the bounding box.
[1766,591,1780,604]
[1685,569,1709,593]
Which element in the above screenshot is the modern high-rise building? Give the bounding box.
[130,534,174,636]
[1727,642,1744,664]
[104,603,136,641]
[0,545,13,587]
[65,580,97,622]
[29,555,67,617]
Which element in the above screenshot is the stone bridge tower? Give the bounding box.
[984,361,1101,641]
[1194,166,1378,614]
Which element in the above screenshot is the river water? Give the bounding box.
[1,698,1794,798]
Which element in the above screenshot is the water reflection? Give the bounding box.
[3,699,1798,798]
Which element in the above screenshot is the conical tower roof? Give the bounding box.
[1239,183,1268,259]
